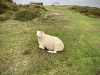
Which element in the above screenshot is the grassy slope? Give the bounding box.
[0,6,100,75]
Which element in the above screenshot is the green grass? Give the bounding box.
[0,6,100,75]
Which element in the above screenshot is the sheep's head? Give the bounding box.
[36,31,43,38]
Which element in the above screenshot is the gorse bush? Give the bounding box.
[3,0,13,2]
[0,2,10,14]
[5,11,13,18]
[0,16,9,21]
[41,6,48,11]
[0,0,47,21]
[69,6,100,18]
[0,11,13,21]
[14,10,40,21]
[0,8,5,14]
[9,3,18,11]
[0,2,9,9]
[0,0,2,3]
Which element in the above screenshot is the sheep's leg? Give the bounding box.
[47,50,57,53]
[39,45,45,49]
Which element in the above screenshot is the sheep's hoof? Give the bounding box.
[39,45,44,49]
[47,51,57,53]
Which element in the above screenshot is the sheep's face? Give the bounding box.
[36,31,42,38]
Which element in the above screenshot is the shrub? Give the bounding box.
[5,11,13,18]
[0,2,10,14]
[14,10,40,21]
[0,16,9,21]
[69,6,100,18]
[0,0,2,3]
[0,3,9,9]
[0,8,5,14]
[23,5,30,9]
[4,0,13,2]
[41,6,48,11]
[9,3,18,11]
[0,11,13,21]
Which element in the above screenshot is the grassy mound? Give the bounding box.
[14,10,41,21]
[69,6,100,18]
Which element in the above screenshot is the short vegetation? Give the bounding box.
[0,2,100,75]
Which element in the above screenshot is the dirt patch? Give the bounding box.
[96,72,100,75]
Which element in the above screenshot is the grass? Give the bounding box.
[0,6,100,75]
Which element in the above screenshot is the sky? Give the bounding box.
[13,0,100,7]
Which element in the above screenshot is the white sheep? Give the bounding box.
[36,31,64,53]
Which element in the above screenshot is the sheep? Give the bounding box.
[36,31,64,53]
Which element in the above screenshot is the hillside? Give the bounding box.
[0,5,100,75]
[0,0,47,21]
